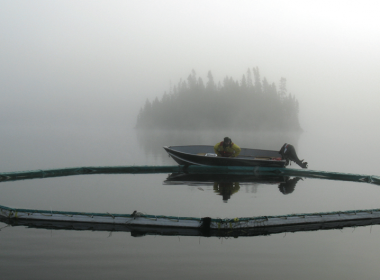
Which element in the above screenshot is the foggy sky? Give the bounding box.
[1,0,379,131]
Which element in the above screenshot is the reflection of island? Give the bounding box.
[164,173,303,201]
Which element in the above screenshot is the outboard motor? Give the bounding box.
[279,143,308,169]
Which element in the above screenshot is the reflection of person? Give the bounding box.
[278,177,302,195]
[213,182,240,202]
[214,137,241,157]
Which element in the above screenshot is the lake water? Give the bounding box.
[1,125,380,279]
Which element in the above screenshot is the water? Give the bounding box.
[1,125,380,279]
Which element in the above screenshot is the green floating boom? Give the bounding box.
[0,165,379,185]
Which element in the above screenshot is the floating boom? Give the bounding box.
[2,204,380,232]
[0,165,379,185]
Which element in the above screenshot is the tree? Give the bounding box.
[246,68,253,88]
[253,66,262,94]
[279,77,287,100]
[206,71,216,91]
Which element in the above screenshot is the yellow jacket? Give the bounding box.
[214,142,241,157]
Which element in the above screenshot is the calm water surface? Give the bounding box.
[1,125,380,279]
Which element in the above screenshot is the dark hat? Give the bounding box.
[223,137,231,143]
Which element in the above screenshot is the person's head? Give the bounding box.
[223,137,231,147]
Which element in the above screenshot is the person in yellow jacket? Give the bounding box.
[214,137,241,157]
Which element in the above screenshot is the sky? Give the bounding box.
[1,0,380,130]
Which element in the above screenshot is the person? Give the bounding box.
[214,137,241,157]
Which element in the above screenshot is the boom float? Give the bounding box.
[0,165,380,184]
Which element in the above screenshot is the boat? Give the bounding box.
[163,145,287,167]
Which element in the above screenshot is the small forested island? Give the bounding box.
[136,67,301,131]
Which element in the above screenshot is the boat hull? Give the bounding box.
[164,145,287,167]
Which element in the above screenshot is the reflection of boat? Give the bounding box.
[164,173,286,185]
[164,173,302,198]
[278,177,303,195]
[163,145,287,167]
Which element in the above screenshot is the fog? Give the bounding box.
[2,3,380,276]
[1,0,379,132]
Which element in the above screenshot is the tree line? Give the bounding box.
[136,67,302,131]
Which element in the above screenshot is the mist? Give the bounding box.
[1,0,380,132]
[3,3,380,276]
